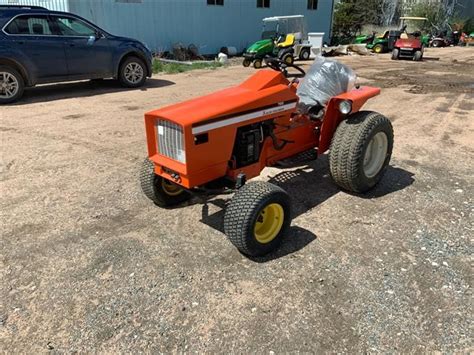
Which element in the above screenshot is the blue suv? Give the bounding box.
[0,5,153,103]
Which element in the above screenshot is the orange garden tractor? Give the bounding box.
[140,58,394,257]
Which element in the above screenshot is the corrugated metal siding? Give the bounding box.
[70,0,334,54]
[2,0,334,54]
[0,0,69,12]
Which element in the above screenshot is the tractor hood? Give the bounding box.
[246,39,273,53]
[146,70,297,129]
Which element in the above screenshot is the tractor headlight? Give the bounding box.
[339,100,352,115]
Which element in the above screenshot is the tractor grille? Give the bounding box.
[156,120,186,163]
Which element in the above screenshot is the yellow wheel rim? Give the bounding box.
[254,60,262,68]
[285,56,293,64]
[161,179,183,196]
[374,46,382,53]
[254,203,284,244]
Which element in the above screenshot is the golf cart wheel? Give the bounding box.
[413,50,423,61]
[373,44,384,53]
[432,40,441,48]
[224,181,291,257]
[243,58,251,67]
[391,48,399,60]
[0,65,24,104]
[299,48,311,60]
[253,59,263,69]
[139,158,191,207]
[282,53,294,65]
[329,111,393,193]
[119,56,147,88]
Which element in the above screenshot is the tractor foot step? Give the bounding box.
[274,149,317,168]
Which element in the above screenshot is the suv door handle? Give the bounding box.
[68,43,76,47]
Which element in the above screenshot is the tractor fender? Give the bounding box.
[318,86,381,153]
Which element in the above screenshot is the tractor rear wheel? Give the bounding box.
[373,44,384,54]
[253,59,263,69]
[139,158,191,207]
[329,111,393,193]
[413,50,423,61]
[224,181,291,257]
[282,53,294,65]
[391,48,399,60]
[243,58,251,67]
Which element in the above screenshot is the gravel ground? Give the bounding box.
[1,47,473,352]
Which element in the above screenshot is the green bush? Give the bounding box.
[152,60,222,74]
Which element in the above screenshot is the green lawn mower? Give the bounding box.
[243,15,312,69]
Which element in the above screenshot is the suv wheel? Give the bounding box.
[0,66,24,104]
[119,57,147,88]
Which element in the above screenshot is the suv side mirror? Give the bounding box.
[94,30,103,40]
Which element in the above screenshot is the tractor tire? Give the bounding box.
[413,50,423,61]
[139,158,191,207]
[243,58,251,67]
[282,53,294,65]
[299,48,311,60]
[0,65,25,104]
[432,40,442,48]
[253,59,263,69]
[329,111,394,193]
[119,56,147,88]
[224,181,291,257]
[373,44,384,54]
[391,48,399,60]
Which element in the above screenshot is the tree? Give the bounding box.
[408,0,463,33]
[333,0,402,40]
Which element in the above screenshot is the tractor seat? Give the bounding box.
[277,34,295,48]
[400,33,409,39]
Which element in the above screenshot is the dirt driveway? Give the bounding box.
[1,47,473,352]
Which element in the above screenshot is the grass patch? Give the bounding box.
[152,60,222,74]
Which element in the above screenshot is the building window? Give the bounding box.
[207,0,224,5]
[307,0,318,10]
[257,0,270,8]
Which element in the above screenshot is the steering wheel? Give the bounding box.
[264,57,306,79]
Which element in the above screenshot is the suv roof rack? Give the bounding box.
[0,5,47,10]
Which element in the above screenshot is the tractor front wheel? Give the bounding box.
[243,58,251,67]
[373,44,384,54]
[224,181,291,257]
[139,158,191,207]
[253,59,263,69]
[329,111,393,193]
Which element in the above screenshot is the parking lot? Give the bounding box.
[1,47,473,352]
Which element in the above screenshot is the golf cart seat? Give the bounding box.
[277,34,295,48]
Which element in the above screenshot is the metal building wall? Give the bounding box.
[0,0,69,12]
[2,0,334,54]
[69,0,334,54]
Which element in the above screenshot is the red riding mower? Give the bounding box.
[140,57,394,256]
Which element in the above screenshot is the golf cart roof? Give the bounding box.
[400,17,428,21]
[263,15,304,22]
